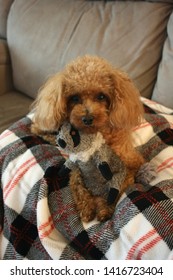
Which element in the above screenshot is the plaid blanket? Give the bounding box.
[0,97,173,260]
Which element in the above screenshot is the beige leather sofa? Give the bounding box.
[0,0,173,133]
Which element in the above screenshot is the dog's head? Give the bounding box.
[31,55,144,134]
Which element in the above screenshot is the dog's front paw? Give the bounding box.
[80,199,96,222]
[96,197,114,222]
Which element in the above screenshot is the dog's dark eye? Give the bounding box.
[97,92,107,101]
[69,94,81,104]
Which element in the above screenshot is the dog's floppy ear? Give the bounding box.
[109,69,144,129]
[31,73,66,133]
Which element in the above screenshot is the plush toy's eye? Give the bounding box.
[69,94,81,104]
[97,92,107,101]
[58,138,66,149]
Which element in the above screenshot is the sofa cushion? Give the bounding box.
[0,91,32,133]
[0,39,13,95]
[0,0,14,38]
[152,11,173,109]
[0,39,10,65]
[7,0,172,99]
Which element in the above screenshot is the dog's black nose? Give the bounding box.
[82,115,94,126]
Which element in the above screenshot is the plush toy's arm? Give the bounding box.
[105,163,126,205]
[64,159,76,170]
[107,188,120,205]
[94,148,126,205]
[57,159,76,177]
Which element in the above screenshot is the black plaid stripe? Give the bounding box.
[144,104,157,114]
[141,105,173,158]
[22,135,51,149]
[145,111,173,145]
[145,112,171,132]
[128,184,173,250]
[45,163,70,195]
[1,123,57,176]
[70,230,104,260]
[9,116,54,148]
[158,129,173,145]
[9,116,33,137]
[3,203,52,259]
[138,134,167,161]
[9,215,38,256]
[128,186,168,211]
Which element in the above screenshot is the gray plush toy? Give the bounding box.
[56,122,127,204]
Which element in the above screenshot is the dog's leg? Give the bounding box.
[69,168,96,222]
[124,149,145,172]
[104,130,145,176]
[111,140,145,193]
[95,197,115,222]
[120,148,145,192]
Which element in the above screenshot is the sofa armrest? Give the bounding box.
[0,38,13,95]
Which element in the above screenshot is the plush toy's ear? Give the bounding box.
[70,125,81,147]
